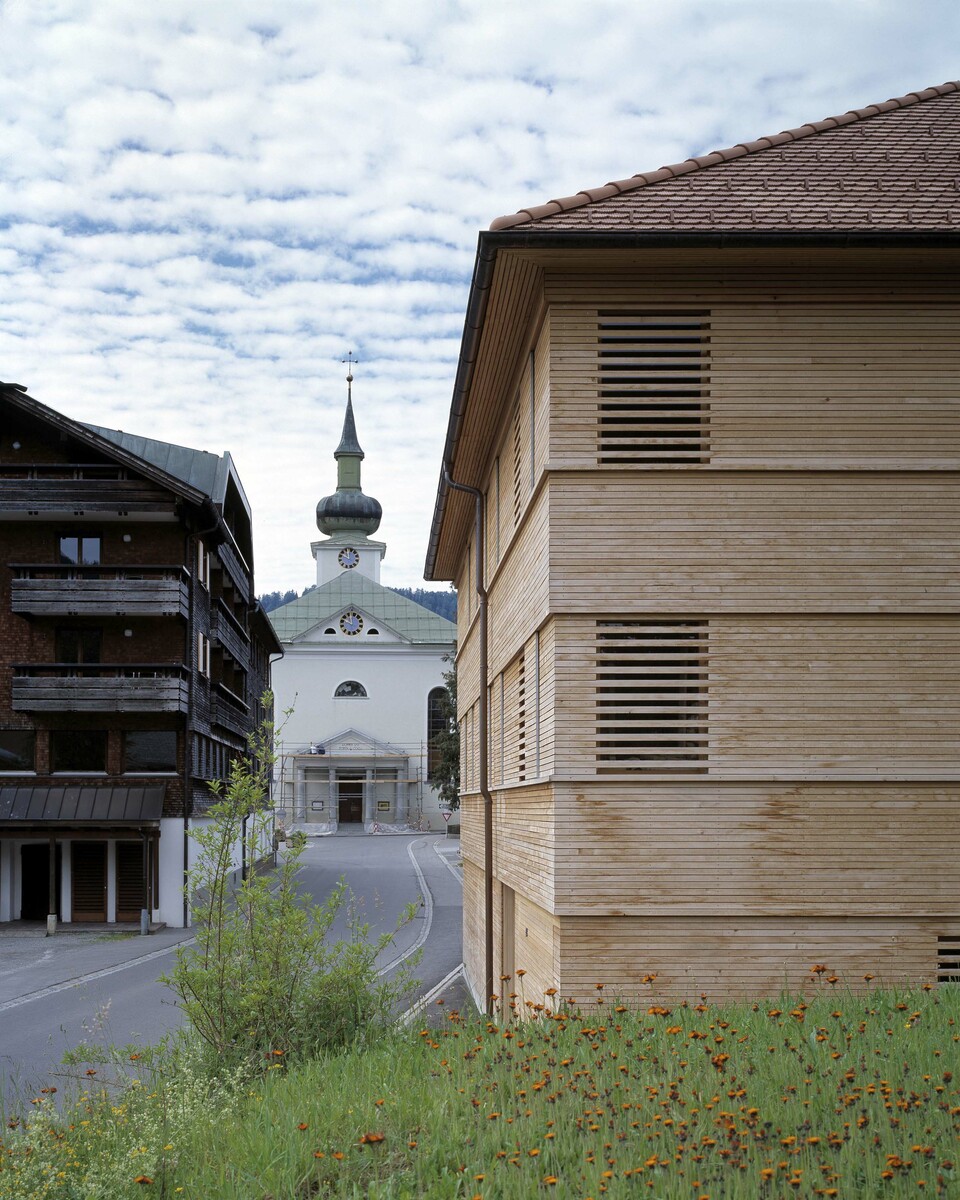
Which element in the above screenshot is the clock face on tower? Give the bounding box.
[339,610,363,636]
[337,547,360,569]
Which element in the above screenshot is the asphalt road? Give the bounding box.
[0,833,463,1114]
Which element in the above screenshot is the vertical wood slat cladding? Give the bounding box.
[461,792,559,1001]
[554,615,958,780]
[551,782,960,915]
[557,915,954,1005]
[461,856,485,1004]
[549,473,959,612]
[597,311,711,464]
[550,301,960,471]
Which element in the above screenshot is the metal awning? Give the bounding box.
[0,785,165,833]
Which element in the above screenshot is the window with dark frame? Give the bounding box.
[59,533,101,566]
[124,730,178,773]
[0,730,35,771]
[427,686,448,780]
[56,627,101,665]
[50,729,108,773]
[334,680,367,698]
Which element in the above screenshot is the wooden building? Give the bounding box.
[425,82,960,1007]
[0,382,281,929]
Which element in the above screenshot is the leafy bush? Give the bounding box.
[162,704,415,1074]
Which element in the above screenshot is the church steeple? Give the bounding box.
[315,362,383,541]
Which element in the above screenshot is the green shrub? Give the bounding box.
[162,703,416,1074]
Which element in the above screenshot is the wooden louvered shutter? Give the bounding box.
[116,841,145,922]
[597,311,711,464]
[596,620,709,774]
[71,842,107,922]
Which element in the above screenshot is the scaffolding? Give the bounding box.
[274,737,440,833]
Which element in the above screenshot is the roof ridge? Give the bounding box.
[489,80,960,231]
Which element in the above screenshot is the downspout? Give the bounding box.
[442,466,493,1015]
[183,500,222,927]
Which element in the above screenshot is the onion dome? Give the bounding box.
[316,374,382,536]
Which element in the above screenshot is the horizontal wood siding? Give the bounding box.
[552,782,960,916]
[512,892,559,999]
[550,299,960,471]
[552,615,958,780]
[549,473,958,612]
[556,915,955,1004]
[710,617,959,778]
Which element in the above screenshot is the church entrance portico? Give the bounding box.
[284,729,417,833]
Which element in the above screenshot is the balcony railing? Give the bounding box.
[12,663,190,713]
[211,600,250,664]
[216,541,252,603]
[0,464,174,515]
[210,682,251,737]
[9,565,190,618]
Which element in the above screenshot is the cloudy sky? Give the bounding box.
[0,1,957,593]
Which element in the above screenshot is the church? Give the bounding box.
[269,375,456,833]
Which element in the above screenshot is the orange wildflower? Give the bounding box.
[359,1131,385,1145]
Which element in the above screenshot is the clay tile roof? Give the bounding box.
[489,81,960,233]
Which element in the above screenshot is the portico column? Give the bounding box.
[364,767,374,824]
[328,766,337,825]
[396,768,406,822]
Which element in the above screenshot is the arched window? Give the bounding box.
[427,686,448,779]
[334,680,367,698]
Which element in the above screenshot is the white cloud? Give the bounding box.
[0,0,957,590]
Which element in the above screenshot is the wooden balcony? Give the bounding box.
[211,600,250,664]
[9,565,190,618]
[210,683,251,737]
[0,464,174,515]
[12,663,190,713]
[216,540,252,603]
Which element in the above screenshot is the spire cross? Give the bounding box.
[341,352,359,398]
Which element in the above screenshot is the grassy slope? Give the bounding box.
[2,984,958,1199]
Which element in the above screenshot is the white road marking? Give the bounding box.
[376,838,433,977]
[399,963,466,1025]
[432,841,463,883]
[0,939,195,1014]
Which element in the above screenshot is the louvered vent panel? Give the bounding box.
[116,842,145,922]
[937,935,960,984]
[596,620,709,774]
[71,842,107,921]
[598,311,711,464]
[517,652,527,782]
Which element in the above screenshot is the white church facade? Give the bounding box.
[269,379,456,833]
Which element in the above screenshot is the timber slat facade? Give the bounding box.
[429,87,960,1007]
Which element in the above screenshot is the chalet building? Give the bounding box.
[425,82,960,1008]
[0,382,281,929]
[269,376,456,832]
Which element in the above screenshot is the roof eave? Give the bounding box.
[423,227,960,579]
[1,383,210,508]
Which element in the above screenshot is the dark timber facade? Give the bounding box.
[0,382,281,928]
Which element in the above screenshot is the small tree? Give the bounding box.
[430,658,460,811]
[163,700,415,1074]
